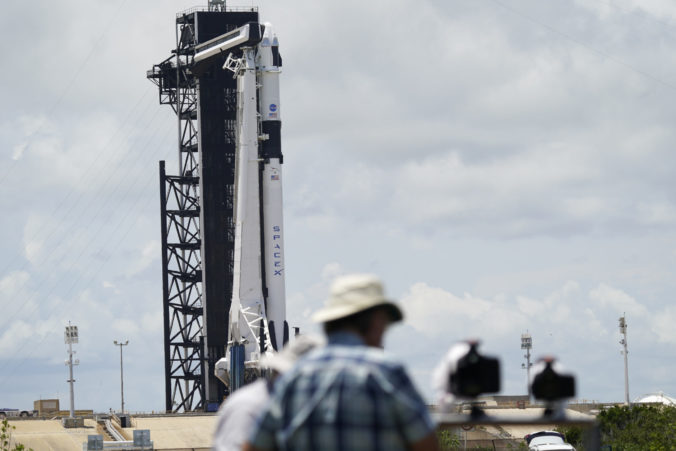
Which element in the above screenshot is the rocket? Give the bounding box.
[257,23,288,352]
[213,21,288,391]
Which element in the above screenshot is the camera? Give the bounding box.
[531,357,575,402]
[448,341,501,398]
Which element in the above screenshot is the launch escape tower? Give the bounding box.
[147,3,259,412]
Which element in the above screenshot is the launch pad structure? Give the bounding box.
[147,4,259,412]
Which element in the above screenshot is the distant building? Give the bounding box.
[633,392,676,406]
[34,399,59,416]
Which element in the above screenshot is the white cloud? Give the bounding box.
[653,305,676,344]
[0,320,35,354]
[401,282,528,339]
[125,240,160,277]
[0,270,30,294]
[112,319,140,337]
[287,263,346,333]
[140,312,163,335]
[12,143,27,161]
[637,201,676,226]
[589,283,649,318]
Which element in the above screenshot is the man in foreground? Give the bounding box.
[244,273,439,451]
[212,335,323,451]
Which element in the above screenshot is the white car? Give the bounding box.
[524,431,576,451]
[0,408,35,419]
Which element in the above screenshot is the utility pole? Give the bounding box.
[113,340,129,413]
[619,315,630,405]
[521,333,533,401]
[64,322,79,418]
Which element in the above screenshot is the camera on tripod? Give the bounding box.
[531,357,576,402]
[448,341,501,398]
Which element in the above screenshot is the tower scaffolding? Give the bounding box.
[148,5,259,412]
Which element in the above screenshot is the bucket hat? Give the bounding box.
[311,273,404,324]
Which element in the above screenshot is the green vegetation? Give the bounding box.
[555,424,585,449]
[436,428,527,450]
[0,419,31,451]
[556,404,676,450]
[440,405,676,451]
[437,429,461,450]
[596,404,676,451]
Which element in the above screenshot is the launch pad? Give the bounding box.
[147,2,288,412]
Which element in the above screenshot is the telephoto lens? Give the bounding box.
[448,341,501,398]
[531,357,575,402]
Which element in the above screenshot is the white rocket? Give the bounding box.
[257,23,288,351]
[205,22,288,390]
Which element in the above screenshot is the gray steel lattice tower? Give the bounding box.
[147,5,259,412]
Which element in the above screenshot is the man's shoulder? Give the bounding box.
[218,379,268,412]
[304,344,405,372]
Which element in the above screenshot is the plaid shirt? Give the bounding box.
[249,332,435,450]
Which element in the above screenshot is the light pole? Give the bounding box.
[64,322,79,419]
[619,315,630,405]
[521,333,533,401]
[113,340,129,413]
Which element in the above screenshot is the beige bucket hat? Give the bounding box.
[311,273,404,324]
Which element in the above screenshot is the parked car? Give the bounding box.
[525,430,576,451]
[0,408,37,419]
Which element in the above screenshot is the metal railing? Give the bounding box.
[104,419,126,442]
[82,441,153,450]
[177,5,258,17]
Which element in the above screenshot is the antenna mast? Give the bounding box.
[619,314,630,404]
[521,332,533,400]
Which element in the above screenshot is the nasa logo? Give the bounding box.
[269,104,277,112]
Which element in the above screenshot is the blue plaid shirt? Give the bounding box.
[249,332,435,450]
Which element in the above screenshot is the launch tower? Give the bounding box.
[147,3,259,412]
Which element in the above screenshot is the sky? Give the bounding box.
[1,0,676,413]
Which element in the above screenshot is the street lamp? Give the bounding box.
[64,322,79,419]
[113,340,129,413]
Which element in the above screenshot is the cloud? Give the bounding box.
[286,262,345,333]
[112,319,140,337]
[589,283,649,318]
[0,270,30,294]
[12,143,27,161]
[402,282,526,340]
[652,305,676,345]
[125,240,160,277]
